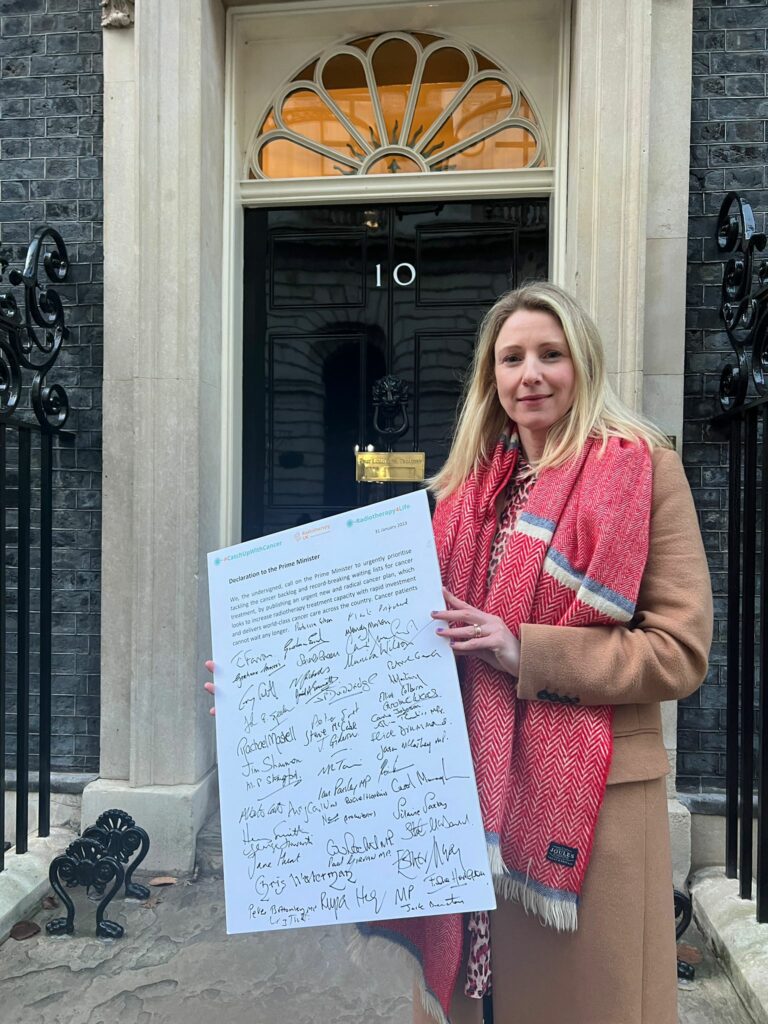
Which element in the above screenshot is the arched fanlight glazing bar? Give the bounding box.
[244,31,548,181]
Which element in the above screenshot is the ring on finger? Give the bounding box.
[473,623,482,639]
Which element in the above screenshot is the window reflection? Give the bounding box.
[250,32,545,180]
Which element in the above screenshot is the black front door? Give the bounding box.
[242,198,548,540]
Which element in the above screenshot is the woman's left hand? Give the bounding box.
[432,587,520,678]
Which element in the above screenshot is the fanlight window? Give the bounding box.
[246,32,547,180]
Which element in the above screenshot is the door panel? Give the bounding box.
[269,229,369,308]
[414,225,519,306]
[411,329,478,473]
[242,198,548,540]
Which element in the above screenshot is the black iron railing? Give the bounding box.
[0,226,72,869]
[713,193,768,922]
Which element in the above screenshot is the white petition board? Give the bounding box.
[208,491,495,933]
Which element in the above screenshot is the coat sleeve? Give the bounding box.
[515,448,713,706]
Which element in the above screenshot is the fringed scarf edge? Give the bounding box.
[349,924,449,1024]
[486,834,578,933]
[348,837,578,1024]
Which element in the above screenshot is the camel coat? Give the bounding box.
[414,448,713,1024]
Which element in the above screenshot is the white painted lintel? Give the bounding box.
[238,168,555,208]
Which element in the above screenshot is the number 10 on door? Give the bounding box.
[375,263,416,287]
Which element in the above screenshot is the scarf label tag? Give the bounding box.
[546,842,579,868]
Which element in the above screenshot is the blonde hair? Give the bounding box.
[429,282,672,500]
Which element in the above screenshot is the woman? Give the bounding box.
[360,282,712,1024]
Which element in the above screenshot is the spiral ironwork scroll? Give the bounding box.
[46,837,125,938]
[716,192,768,411]
[674,888,695,981]
[0,226,70,429]
[82,808,151,900]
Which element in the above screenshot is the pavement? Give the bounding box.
[679,917,758,1024]
[0,816,758,1024]
[691,868,768,1024]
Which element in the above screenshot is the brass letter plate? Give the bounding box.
[355,451,426,483]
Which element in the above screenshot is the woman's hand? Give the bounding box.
[203,659,215,716]
[432,588,520,678]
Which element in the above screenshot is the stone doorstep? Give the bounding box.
[0,828,77,946]
[691,867,768,1024]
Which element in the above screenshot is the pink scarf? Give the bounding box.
[361,431,652,1022]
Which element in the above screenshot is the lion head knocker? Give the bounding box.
[372,375,409,443]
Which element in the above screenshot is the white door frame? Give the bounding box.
[219,0,572,544]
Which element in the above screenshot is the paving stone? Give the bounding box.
[0,874,411,1024]
[0,867,757,1024]
[678,918,757,1024]
[692,868,768,1024]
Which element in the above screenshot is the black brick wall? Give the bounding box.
[0,0,102,773]
[0,0,760,785]
[681,0,767,793]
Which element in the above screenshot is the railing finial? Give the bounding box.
[715,191,768,411]
[0,226,70,431]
